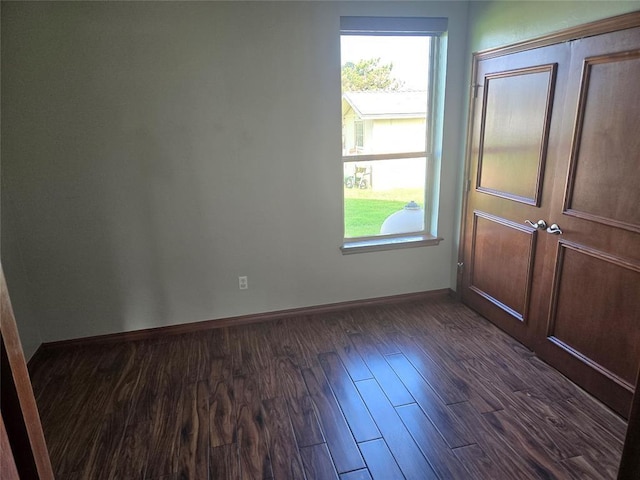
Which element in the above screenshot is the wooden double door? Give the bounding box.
[461,14,640,417]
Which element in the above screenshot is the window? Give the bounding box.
[354,120,364,151]
[340,17,447,253]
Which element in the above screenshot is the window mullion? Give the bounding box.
[342,151,427,163]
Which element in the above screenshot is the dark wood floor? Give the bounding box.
[28,296,627,479]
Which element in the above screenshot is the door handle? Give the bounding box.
[546,224,563,235]
[525,219,548,229]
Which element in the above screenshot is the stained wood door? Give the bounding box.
[461,41,570,347]
[461,16,640,417]
[532,25,640,416]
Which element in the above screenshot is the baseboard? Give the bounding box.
[36,288,454,352]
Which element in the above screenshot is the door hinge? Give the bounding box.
[466,179,471,192]
[472,83,482,99]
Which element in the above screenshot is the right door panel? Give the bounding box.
[533,25,640,416]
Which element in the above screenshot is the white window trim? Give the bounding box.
[340,17,447,254]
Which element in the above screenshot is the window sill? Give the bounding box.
[341,234,443,255]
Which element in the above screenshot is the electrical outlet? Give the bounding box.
[238,276,248,290]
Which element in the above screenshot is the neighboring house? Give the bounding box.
[342,91,428,190]
[342,91,427,155]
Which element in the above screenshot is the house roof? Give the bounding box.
[342,91,428,120]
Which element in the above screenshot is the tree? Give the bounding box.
[341,58,404,93]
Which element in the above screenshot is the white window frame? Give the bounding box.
[340,16,447,254]
[354,120,364,152]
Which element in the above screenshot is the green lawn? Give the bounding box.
[344,188,423,238]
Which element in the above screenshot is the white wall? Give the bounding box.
[469,1,640,52]
[1,1,471,347]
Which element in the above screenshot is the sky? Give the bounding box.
[340,35,431,91]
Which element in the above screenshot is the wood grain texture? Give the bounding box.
[1,266,55,479]
[262,397,305,480]
[386,353,474,449]
[318,352,380,443]
[299,443,339,480]
[0,413,20,480]
[355,379,438,480]
[301,366,365,473]
[233,375,273,479]
[396,403,471,479]
[358,438,404,479]
[349,333,414,406]
[28,296,627,479]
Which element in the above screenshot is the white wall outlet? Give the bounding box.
[238,276,248,290]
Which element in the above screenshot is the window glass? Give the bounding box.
[341,32,434,241]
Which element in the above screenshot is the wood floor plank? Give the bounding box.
[449,353,509,414]
[340,468,373,480]
[502,390,581,460]
[177,381,210,479]
[385,353,474,448]
[355,379,437,480]
[103,343,144,417]
[462,354,528,392]
[318,352,380,443]
[323,316,373,382]
[233,375,273,479]
[274,355,309,400]
[448,401,541,479]
[482,408,574,479]
[286,394,325,447]
[129,345,183,425]
[561,455,609,480]
[186,334,212,383]
[79,413,127,479]
[107,421,150,480]
[349,333,414,406]
[209,373,235,448]
[300,443,339,480]
[301,366,365,473]
[551,399,623,477]
[358,438,403,480]
[396,403,471,479]
[390,331,470,404]
[566,392,627,442]
[210,443,240,480]
[263,397,306,480]
[145,382,184,478]
[45,396,102,475]
[452,443,506,480]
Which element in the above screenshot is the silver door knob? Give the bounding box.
[525,219,548,229]
[546,224,563,235]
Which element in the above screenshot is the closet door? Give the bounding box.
[533,25,640,416]
[461,15,640,417]
[460,42,570,348]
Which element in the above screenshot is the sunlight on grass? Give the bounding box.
[344,188,423,238]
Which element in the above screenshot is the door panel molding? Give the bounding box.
[546,240,640,388]
[476,64,557,206]
[563,49,640,232]
[469,211,538,322]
